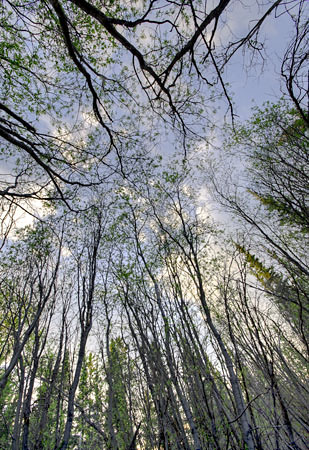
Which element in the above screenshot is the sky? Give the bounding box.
[219,2,301,118]
[0,0,305,234]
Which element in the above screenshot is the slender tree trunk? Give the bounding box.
[12,357,25,450]
[58,330,90,450]
[22,324,41,450]
[0,245,61,396]
[155,283,201,450]
[34,313,65,450]
[104,313,119,450]
[54,333,69,450]
[193,260,255,450]
[58,225,100,450]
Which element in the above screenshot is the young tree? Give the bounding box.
[0,222,62,395]
[217,101,309,355]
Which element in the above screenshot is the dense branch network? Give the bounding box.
[0,0,295,206]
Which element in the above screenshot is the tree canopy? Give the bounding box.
[0,1,308,449]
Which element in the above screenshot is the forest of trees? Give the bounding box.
[0,0,308,449]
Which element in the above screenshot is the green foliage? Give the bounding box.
[106,338,132,450]
[230,101,309,346]
[29,348,71,449]
[0,2,308,449]
[0,377,16,448]
[75,353,105,449]
[235,243,275,285]
[237,102,309,234]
